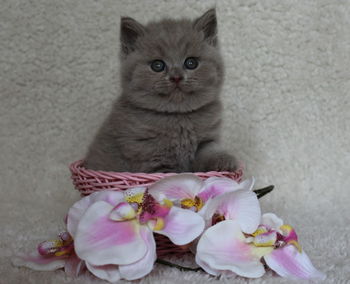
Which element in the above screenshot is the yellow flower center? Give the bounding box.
[163,199,173,208]
[250,225,302,252]
[253,238,276,247]
[54,247,72,257]
[180,196,204,212]
[49,240,65,256]
[125,192,144,214]
[41,236,73,257]
[153,217,165,231]
[251,227,268,237]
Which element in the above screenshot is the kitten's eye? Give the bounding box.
[184,57,198,70]
[150,60,166,72]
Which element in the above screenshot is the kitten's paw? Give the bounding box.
[196,153,238,172]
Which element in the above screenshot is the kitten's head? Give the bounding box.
[119,9,224,113]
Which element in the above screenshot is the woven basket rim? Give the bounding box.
[70,159,243,177]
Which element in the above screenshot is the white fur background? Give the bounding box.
[1,0,349,283]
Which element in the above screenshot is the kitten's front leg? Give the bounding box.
[193,142,238,172]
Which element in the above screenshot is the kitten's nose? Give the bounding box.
[170,76,183,84]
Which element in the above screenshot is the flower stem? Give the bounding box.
[254,185,274,199]
[156,258,203,272]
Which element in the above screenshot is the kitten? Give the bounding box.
[85,9,238,173]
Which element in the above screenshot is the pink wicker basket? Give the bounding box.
[69,159,243,258]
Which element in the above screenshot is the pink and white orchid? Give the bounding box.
[149,174,256,218]
[196,213,326,280]
[66,188,205,282]
[12,231,85,277]
[202,181,261,234]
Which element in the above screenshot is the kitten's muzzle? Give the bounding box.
[170,76,183,84]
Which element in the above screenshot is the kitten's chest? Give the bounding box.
[160,115,198,150]
[127,105,220,171]
[141,114,198,169]
[145,110,218,152]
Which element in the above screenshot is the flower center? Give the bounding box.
[113,189,173,232]
[211,213,225,225]
[147,217,166,231]
[249,224,302,252]
[139,191,172,231]
[38,232,74,257]
[124,192,144,214]
[180,196,204,212]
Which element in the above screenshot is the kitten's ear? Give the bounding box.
[120,17,145,56]
[193,8,217,46]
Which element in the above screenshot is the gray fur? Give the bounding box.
[85,9,237,173]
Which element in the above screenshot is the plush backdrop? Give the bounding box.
[1,0,349,283]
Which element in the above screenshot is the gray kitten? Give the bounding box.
[85,9,238,173]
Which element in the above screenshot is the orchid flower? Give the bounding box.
[66,188,204,282]
[196,213,326,280]
[148,174,255,217]
[12,231,85,277]
[202,183,261,234]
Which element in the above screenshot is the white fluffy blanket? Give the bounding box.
[1,0,349,283]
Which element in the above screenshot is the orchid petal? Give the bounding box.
[12,251,67,271]
[86,262,121,283]
[157,206,205,245]
[64,254,85,277]
[196,220,266,278]
[195,256,220,276]
[148,174,204,201]
[75,201,147,266]
[195,257,237,279]
[239,177,255,191]
[261,213,284,231]
[197,200,210,217]
[199,177,255,202]
[205,190,261,234]
[67,191,124,238]
[264,245,326,280]
[119,226,156,280]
